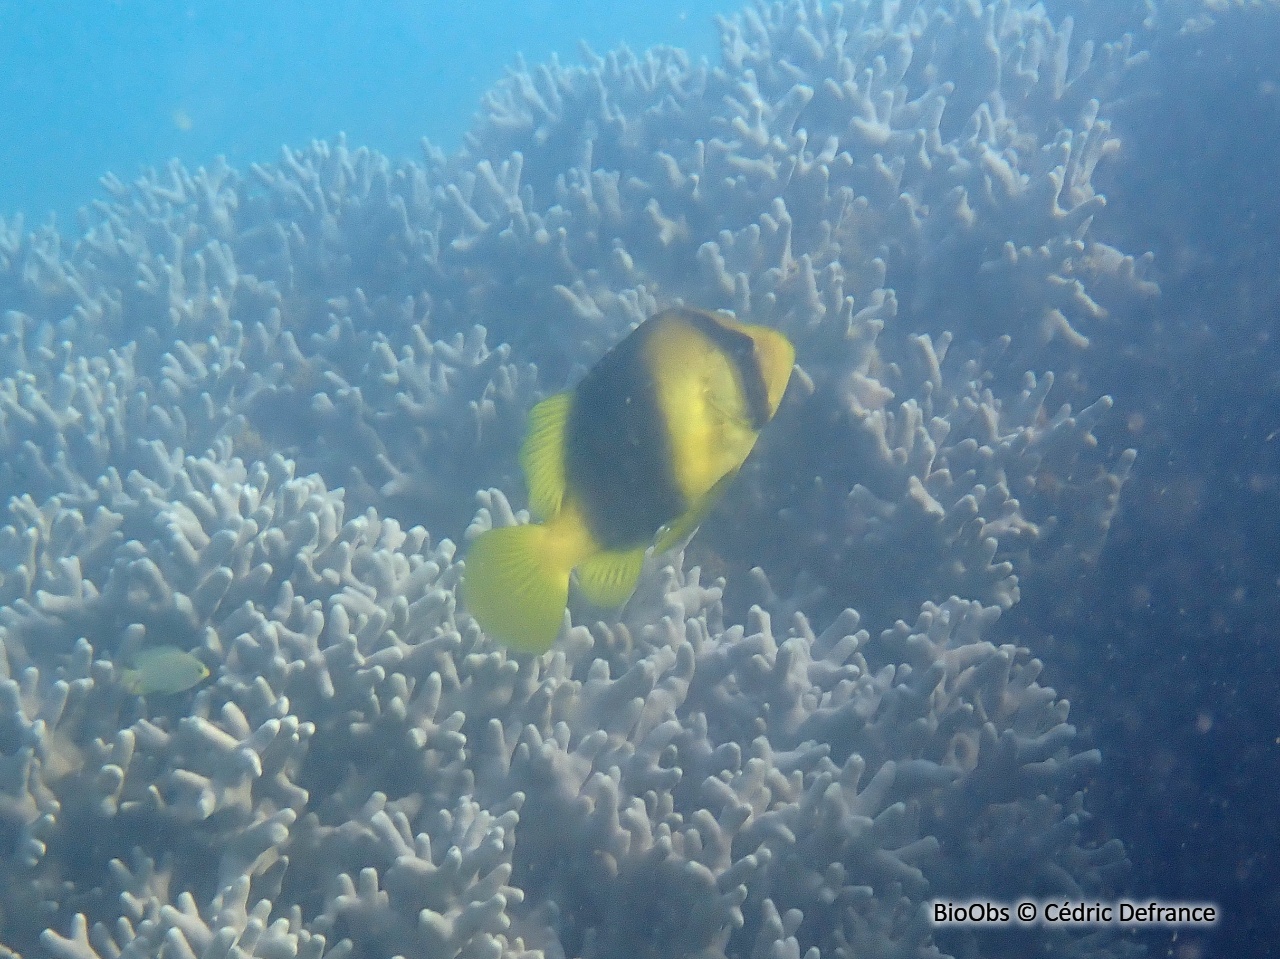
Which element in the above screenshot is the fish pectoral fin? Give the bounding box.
[705,390,750,430]
[655,469,738,554]
[521,393,572,521]
[576,547,647,608]
[463,523,571,653]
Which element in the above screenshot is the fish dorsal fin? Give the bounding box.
[654,468,738,554]
[576,546,647,608]
[521,393,572,521]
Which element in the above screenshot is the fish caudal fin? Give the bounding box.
[463,523,571,653]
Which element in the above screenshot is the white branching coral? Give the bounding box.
[0,455,1131,959]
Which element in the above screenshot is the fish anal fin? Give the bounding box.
[521,393,571,521]
[463,523,571,653]
[576,547,646,608]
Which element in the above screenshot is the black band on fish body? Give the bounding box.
[564,319,688,549]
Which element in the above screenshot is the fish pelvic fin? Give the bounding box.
[654,468,739,554]
[576,546,647,608]
[463,520,579,653]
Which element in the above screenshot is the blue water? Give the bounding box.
[0,0,735,226]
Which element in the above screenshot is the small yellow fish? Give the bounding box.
[120,646,210,695]
[464,306,795,652]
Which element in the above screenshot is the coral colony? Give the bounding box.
[7,0,1251,955]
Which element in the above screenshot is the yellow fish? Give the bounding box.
[121,646,210,695]
[464,306,795,652]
